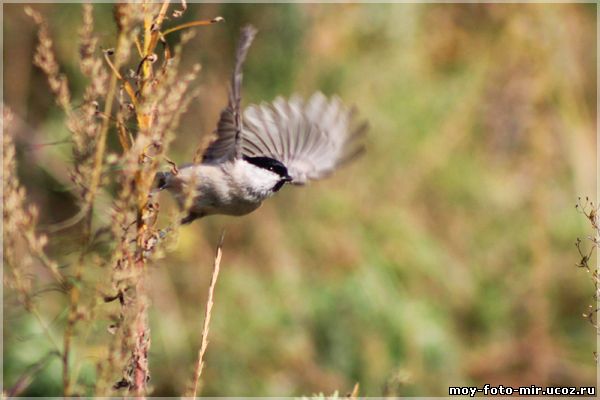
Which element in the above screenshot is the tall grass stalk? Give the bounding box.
[6,2,223,396]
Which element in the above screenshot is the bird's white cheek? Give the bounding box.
[232,163,280,199]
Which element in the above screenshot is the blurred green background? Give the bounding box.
[3,2,597,396]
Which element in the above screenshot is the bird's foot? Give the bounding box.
[180,212,203,225]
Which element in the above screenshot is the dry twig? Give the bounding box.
[188,232,226,397]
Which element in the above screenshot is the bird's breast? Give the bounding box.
[168,162,273,217]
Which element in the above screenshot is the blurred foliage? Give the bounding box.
[3,2,597,396]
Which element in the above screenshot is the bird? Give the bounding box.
[156,25,368,224]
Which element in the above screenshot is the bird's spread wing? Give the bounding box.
[202,25,257,163]
[241,92,368,184]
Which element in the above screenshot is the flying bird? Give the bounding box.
[157,25,368,224]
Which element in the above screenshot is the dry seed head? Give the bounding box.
[3,108,63,296]
[26,6,72,111]
[113,3,144,33]
[79,3,98,76]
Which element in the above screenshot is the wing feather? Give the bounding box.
[240,92,367,184]
[200,28,368,178]
[202,25,257,163]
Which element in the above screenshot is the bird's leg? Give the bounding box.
[180,211,202,225]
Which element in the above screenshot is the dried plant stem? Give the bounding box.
[132,271,150,396]
[63,256,88,396]
[145,0,170,59]
[575,197,600,353]
[134,36,144,57]
[102,52,139,110]
[30,307,62,355]
[124,4,172,394]
[139,0,169,103]
[60,28,127,399]
[62,276,77,396]
[162,17,224,37]
[85,31,126,235]
[28,241,64,285]
[188,233,225,397]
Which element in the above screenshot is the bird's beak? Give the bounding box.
[284,175,293,182]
